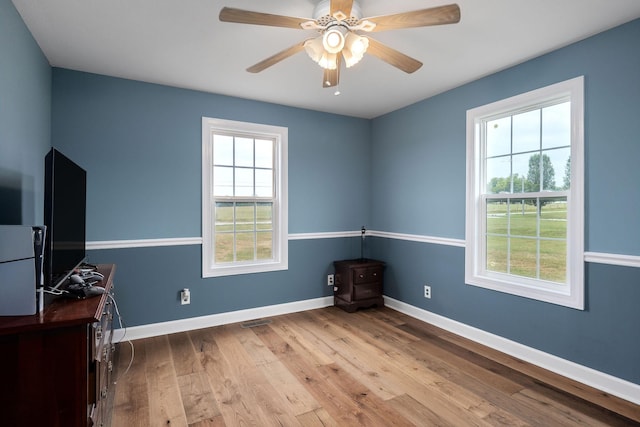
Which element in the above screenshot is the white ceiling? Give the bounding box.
[12,0,640,119]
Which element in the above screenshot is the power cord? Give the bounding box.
[109,292,135,384]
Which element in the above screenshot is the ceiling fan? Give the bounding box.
[219,0,460,89]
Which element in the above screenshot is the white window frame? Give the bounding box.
[202,117,288,277]
[465,76,584,309]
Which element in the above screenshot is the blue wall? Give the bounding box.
[51,69,371,326]
[370,19,640,384]
[52,70,371,239]
[0,0,51,225]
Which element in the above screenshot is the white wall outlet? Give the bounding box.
[327,274,335,286]
[424,285,431,299]
[181,288,190,305]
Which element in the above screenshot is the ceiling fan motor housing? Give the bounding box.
[313,0,363,25]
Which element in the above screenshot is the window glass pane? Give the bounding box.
[257,231,273,260]
[540,240,566,283]
[486,199,507,235]
[509,199,537,237]
[214,233,234,263]
[486,235,508,273]
[542,102,570,149]
[235,168,254,197]
[531,152,557,191]
[539,197,567,238]
[512,109,540,154]
[236,232,255,261]
[235,137,254,167]
[509,238,537,279]
[545,147,570,191]
[512,152,536,192]
[214,202,234,232]
[213,134,234,166]
[486,117,511,157]
[213,166,233,196]
[235,203,255,232]
[256,202,272,231]
[486,157,511,194]
[255,169,273,197]
[255,139,273,168]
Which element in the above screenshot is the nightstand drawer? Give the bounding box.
[354,282,382,300]
[353,266,383,284]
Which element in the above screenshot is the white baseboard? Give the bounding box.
[383,296,640,406]
[113,296,333,342]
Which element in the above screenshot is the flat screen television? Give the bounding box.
[43,148,87,289]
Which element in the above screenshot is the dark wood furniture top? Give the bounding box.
[0,264,115,335]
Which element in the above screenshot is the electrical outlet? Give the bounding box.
[327,274,335,286]
[181,288,190,305]
[424,285,431,299]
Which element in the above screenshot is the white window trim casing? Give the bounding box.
[202,117,288,277]
[465,76,585,309]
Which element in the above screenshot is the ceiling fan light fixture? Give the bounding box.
[342,32,369,67]
[318,51,338,70]
[303,37,324,63]
[322,27,346,53]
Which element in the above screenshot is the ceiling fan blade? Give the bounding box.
[323,55,341,88]
[365,37,422,73]
[219,7,310,29]
[246,41,308,73]
[330,0,354,19]
[361,4,460,32]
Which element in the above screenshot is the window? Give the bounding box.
[202,118,288,277]
[465,77,584,309]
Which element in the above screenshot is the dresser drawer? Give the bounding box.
[353,266,383,284]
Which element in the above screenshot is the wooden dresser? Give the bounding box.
[0,264,116,427]
[333,259,385,312]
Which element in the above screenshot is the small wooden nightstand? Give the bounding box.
[333,259,385,312]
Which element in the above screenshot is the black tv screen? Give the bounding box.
[44,148,87,289]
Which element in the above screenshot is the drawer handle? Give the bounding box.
[372,272,378,277]
[359,274,364,278]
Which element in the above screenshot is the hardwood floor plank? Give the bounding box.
[144,336,189,425]
[296,407,339,426]
[169,330,205,376]
[280,313,404,401]
[235,325,322,416]
[213,324,303,426]
[188,327,261,425]
[388,393,459,427]
[111,338,150,427]
[268,315,336,366]
[254,323,384,425]
[294,312,496,426]
[110,307,640,427]
[177,372,221,425]
[315,363,414,427]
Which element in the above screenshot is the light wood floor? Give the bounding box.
[109,306,640,426]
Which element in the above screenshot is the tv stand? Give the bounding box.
[0,264,116,426]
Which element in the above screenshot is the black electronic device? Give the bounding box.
[0,225,46,315]
[43,148,87,290]
[65,282,105,299]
